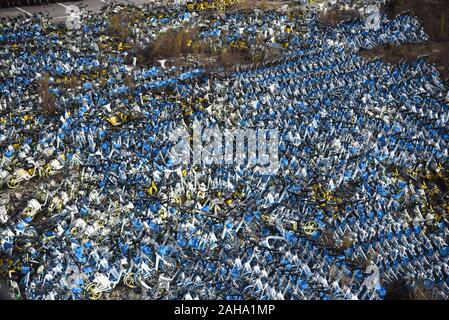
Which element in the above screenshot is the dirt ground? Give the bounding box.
[318,0,449,81]
[361,0,449,81]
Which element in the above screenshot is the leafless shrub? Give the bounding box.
[237,0,279,11]
[237,0,258,11]
[384,278,414,300]
[136,25,281,71]
[319,229,337,248]
[124,75,136,89]
[136,28,199,66]
[37,74,57,115]
[319,9,360,26]
[107,13,132,42]
[352,255,371,270]
[383,276,444,300]
[340,232,353,250]
[68,76,80,90]
[251,45,282,64]
[328,263,352,288]
[217,47,252,68]
[412,285,436,300]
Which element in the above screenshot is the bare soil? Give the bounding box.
[361,0,449,81]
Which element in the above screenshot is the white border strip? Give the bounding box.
[57,2,70,9]
[15,7,33,17]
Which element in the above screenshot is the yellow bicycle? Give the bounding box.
[303,221,318,235]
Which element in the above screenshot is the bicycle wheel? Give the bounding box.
[7,176,19,189]
[134,270,157,289]
[161,257,177,275]
[85,283,102,300]
[124,272,137,288]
